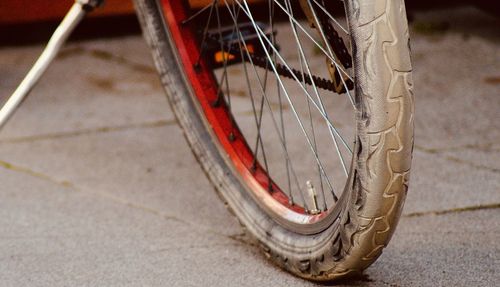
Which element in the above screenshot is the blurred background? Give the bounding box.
[0,0,498,45]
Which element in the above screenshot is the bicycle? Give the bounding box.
[0,0,414,281]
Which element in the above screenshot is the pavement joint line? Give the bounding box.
[0,159,73,189]
[415,142,500,153]
[2,156,498,245]
[0,158,247,246]
[415,145,500,174]
[440,155,500,173]
[149,242,244,253]
[227,232,257,247]
[5,152,496,237]
[0,119,176,144]
[57,46,157,75]
[403,203,500,218]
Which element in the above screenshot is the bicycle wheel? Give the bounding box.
[134,0,414,280]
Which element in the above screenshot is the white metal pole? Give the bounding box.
[0,2,88,130]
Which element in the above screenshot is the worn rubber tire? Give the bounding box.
[133,0,414,281]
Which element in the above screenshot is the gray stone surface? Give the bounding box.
[0,5,498,287]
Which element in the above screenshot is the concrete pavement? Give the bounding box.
[0,5,499,286]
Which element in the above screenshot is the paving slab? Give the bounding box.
[365,209,500,287]
[0,37,172,140]
[0,168,317,287]
[0,124,243,236]
[1,166,498,287]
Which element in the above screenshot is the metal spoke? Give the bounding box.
[181,2,213,25]
[223,2,309,207]
[269,0,293,201]
[302,0,355,107]
[310,0,349,34]
[215,3,233,111]
[284,0,328,209]
[268,0,356,108]
[269,0,353,84]
[237,0,340,201]
[285,0,349,177]
[194,0,363,212]
[251,80,269,173]
[232,0,353,156]
[229,2,273,191]
[195,0,217,66]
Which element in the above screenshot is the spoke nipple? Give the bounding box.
[193,63,202,73]
[250,163,257,173]
[306,180,320,215]
[211,99,220,108]
[212,92,225,107]
[268,183,273,193]
[228,132,236,142]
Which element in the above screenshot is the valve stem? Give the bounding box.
[306,180,320,215]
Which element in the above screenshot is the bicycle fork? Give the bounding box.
[0,0,104,130]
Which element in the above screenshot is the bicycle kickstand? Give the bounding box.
[0,0,104,131]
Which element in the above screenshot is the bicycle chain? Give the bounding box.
[246,2,354,94]
[248,54,353,93]
[203,1,354,94]
[317,0,353,69]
